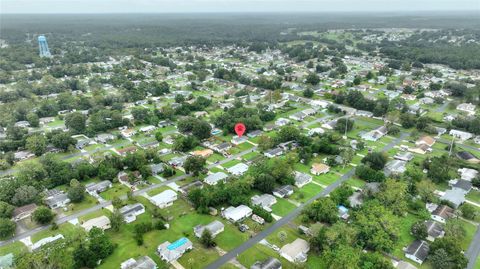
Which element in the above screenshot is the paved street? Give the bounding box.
[205,132,408,269]
[0,146,256,247]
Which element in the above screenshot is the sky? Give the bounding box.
[1,0,479,14]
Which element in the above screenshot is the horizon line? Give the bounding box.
[1,10,479,15]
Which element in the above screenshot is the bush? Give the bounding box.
[252,205,273,223]
[32,206,55,224]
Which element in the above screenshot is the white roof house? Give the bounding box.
[458,168,478,181]
[149,190,177,208]
[456,103,476,115]
[280,238,310,263]
[294,171,313,188]
[157,237,193,263]
[193,220,225,238]
[31,234,64,251]
[120,256,157,269]
[81,216,111,232]
[226,163,249,176]
[251,194,277,212]
[222,205,252,223]
[204,172,229,186]
[119,203,146,223]
[449,129,473,141]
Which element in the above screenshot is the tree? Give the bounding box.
[0,201,14,218]
[445,219,466,239]
[112,196,124,209]
[303,88,314,98]
[303,197,338,224]
[155,130,163,142]
[173,135,199,152]
[305,73,320,85]
[68,179,85,203]
[335,118,354,133]
[415,180,436,203]
[375,179,408,216]
[361,152,388,170]
[258,135,274,151]
[429,237,468,269]
[32,206,55,224]
[0,218,15,239]
[460,203,477,220]
[184,156,206,176]
[26,112,40,127]
[11,185,38,206]
[109,209,124,232]
[411,221,428,240]
[50,132,77,151]
[426,155,452,183]
[26,134,47,156]
[200,229,216,248]
[324,244,361,269]
[65,112,86,134]
[352,200,399,252]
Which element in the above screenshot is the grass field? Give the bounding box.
[271,198,297,217]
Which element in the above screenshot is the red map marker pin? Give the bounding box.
[234,123,246,137]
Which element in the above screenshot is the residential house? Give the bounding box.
[227,163,249,176]
[95,133,115,144]
[222,205,252,223]
[310,163,330,176]
[149,190,177,208]
[120,256,157,269]
[31,234,64,251]
[264,147,283,158]
[279,238,310,263]
[157,237,193,263]
[273,185,294,198]
[321,120,337,130]
[44,189,70,209]
[456,151,480,164]
[14,150,35,161]
[415,136,436,148]
[81,216,111,232]
[119,203,145,223]
[456,103,476,115]
[12,203,37,221]
[192,149,213,158]
[193,220,225,238]
[117,146,138,156]
[441,188,466,208]
[247,130,263,138]
[458,168,478,181]
[251,194,277,212]
[0,253,13,269]
[289,111,307,121]
[86,180,112,195]
[121,128,136,138]
[425,220,444,242]
[307,128,325,136]
[450,130,473,141]
[361,126,388,142]
[178,181,203,195]
[384,160,407,176]
[168,156,188,167]
[430,204,454,224]
[231,136,249,145]
[204,172,228,186]
[294,171,313,188]
[251,257,282,269]
[355,110,374,117]
[405,240,429,264]
[150,163,165,175]
[394,152,414,162]
[275,118,290,127]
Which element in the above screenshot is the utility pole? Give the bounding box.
[448,135,455,156]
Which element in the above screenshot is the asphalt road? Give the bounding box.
[0,146,256,247]
[466,226,480,269]
[205,132,408,269]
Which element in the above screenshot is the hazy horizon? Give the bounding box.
[2,0,479,14]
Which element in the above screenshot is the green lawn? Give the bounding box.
[0,241,28,257]
[475,256,480,269]
[146,185,173,197]
[65,195,99,215]
[392,213,421,258]
[271,198,297,217]
[31,222,79,243]
[291,183,323,203]
[100,183,131,200]
[221,159,241,169]
[466,190,480,204]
